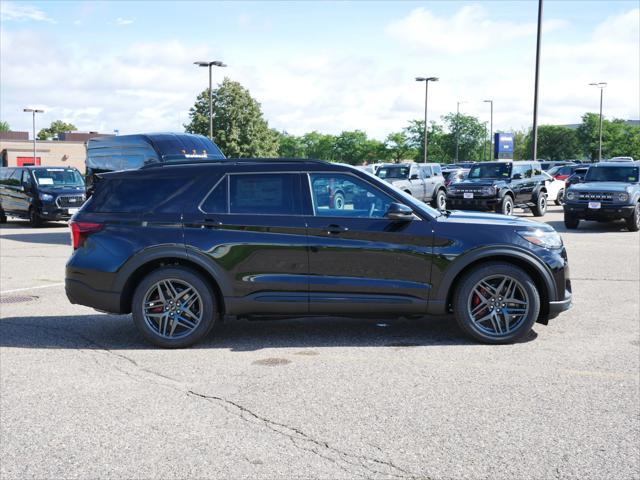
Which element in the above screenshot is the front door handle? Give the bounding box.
[326,224,349,235]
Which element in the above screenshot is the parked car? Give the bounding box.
[565,166,590,187]
[446,162,476,169]
[540,161,574,171]
[547,164,579,181]
[0,166,86,226]
[355,163,383,175]
[376,163,447,209]
[86,132,225,193]
[447,161,548,216]
[442,168,469,189]
[541,171,565,205]
[65,158,572,348]
[563,162,640,231]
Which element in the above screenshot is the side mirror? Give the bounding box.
[512,173,522,180]
[410,173,419,180]
[385,202,414,221]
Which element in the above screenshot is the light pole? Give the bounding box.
[23,108,44,164]
[483,99,493,161]
[455,101,467,162]
[194,60,227,140]
[415,76,438,163]
[531,0,543,162]
[589,82,607,162]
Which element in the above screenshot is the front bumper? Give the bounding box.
[564,203,635,220]
[37,205,79,221]
[547,289,573,318]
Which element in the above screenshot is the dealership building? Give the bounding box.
[0,131,112,173]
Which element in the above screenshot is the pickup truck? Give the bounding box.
[376,163,447,210]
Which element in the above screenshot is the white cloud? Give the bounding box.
[385,5,568,54]
[115,17,135,26]
[0,1,55,23]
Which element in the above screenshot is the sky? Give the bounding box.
[1,0,639,140]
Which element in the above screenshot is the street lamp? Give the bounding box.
[455,101,467,162]
[531,0,543,162]
[194,60,227,140]
[23,108,44,165]
[483,99,493,161]
[589,82,607,162]
[415,76,438,163]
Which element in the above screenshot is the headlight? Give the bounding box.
[565,191,576,201]
[516,229,563,249]
[481,186,496,195]
[39,193,54,202]
[617,193,629,202]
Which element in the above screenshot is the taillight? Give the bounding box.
[70,221,103,250]
[555,174,569,181]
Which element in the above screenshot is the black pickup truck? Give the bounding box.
[446,161,548,216]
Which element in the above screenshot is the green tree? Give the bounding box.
[0,121,10,132]
[277,131,307,157]
[512,129,530,160]
[37,120,77,140]
[384,131,414,163]
[524,125,580,160]
[440,113,487,162]
[403,120,447,163]
[301,131,337,160]
[333,130,373,165]
[184,77,279,157]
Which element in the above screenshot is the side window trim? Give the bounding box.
[198,174,229,214]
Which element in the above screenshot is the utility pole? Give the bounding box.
[415,77,438,163]
[23,108,44,164]
[531,0,543,162]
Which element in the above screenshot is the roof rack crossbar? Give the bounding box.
[140,157,331,169]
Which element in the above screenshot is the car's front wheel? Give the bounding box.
[625,202,640,232]
[531,192,547,217]
[564,213,579,229]
[453,262,540,344]
[496,195,514,215]
[433,189,447,210]
[28,207,42,228]
[555,189,564,206]
[132,267,217,348]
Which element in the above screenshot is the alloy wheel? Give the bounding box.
[467,274,530,337]
[437,191,447,210]
[142,279,203,339]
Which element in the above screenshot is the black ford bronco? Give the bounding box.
[446,161,548,216]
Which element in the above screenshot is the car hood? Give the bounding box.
[451,179,503,187]
[382,178,409,184]
[570,182,632,192]
[38,186,86,196]
[440,209,552,230]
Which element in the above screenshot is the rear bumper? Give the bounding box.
[564,203,635,220]
[65,278,122,314]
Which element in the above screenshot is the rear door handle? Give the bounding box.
[326,224,349,234]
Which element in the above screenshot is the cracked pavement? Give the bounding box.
[1,207,639,479]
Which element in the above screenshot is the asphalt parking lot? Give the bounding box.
[1,205,638,480]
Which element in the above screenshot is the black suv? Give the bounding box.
[0,166,86,226]
[65,159,572,348]
[564,162,640,231]
[447,161,548,216]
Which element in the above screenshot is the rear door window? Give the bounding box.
[91,177,194,213]
[228,173,301,215]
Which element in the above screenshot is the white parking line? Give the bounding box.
[0,283,64,295]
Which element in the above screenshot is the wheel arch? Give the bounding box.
[115,246,229,315]
[437,248,556,323]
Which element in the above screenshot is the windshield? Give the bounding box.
[377,166,410,180]
[468,163,512,179]
[584,166,639,183]
[32,168,84,187]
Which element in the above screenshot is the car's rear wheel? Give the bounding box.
[333,192,345,210]
[625,203,640,232]
[496,195,514,215]
[555,189,564,206]
[453,262,540,344]
[132,267,216,348]
[0,208,7,223]
[29,207,42,228]
[433,189,447,210]
[564,213,579,229]
[531,192,547,217]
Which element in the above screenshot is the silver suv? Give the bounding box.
[376,163,447,209]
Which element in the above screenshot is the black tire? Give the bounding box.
[625,203,640,232]
[496,195,514,215]
[555,189,564,206]
[404,190,412,196]
[0,209,6,223]
[333,192,345,209]
[531,192,547,217]
[564,213,579,229]
[453,262,541,344]
[28,208,43,228]
[433,189,447,211]
[132,267,217,348]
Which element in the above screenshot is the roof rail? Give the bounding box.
[140,157,332,169]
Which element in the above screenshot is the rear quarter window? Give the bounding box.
[89,177,195,213]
